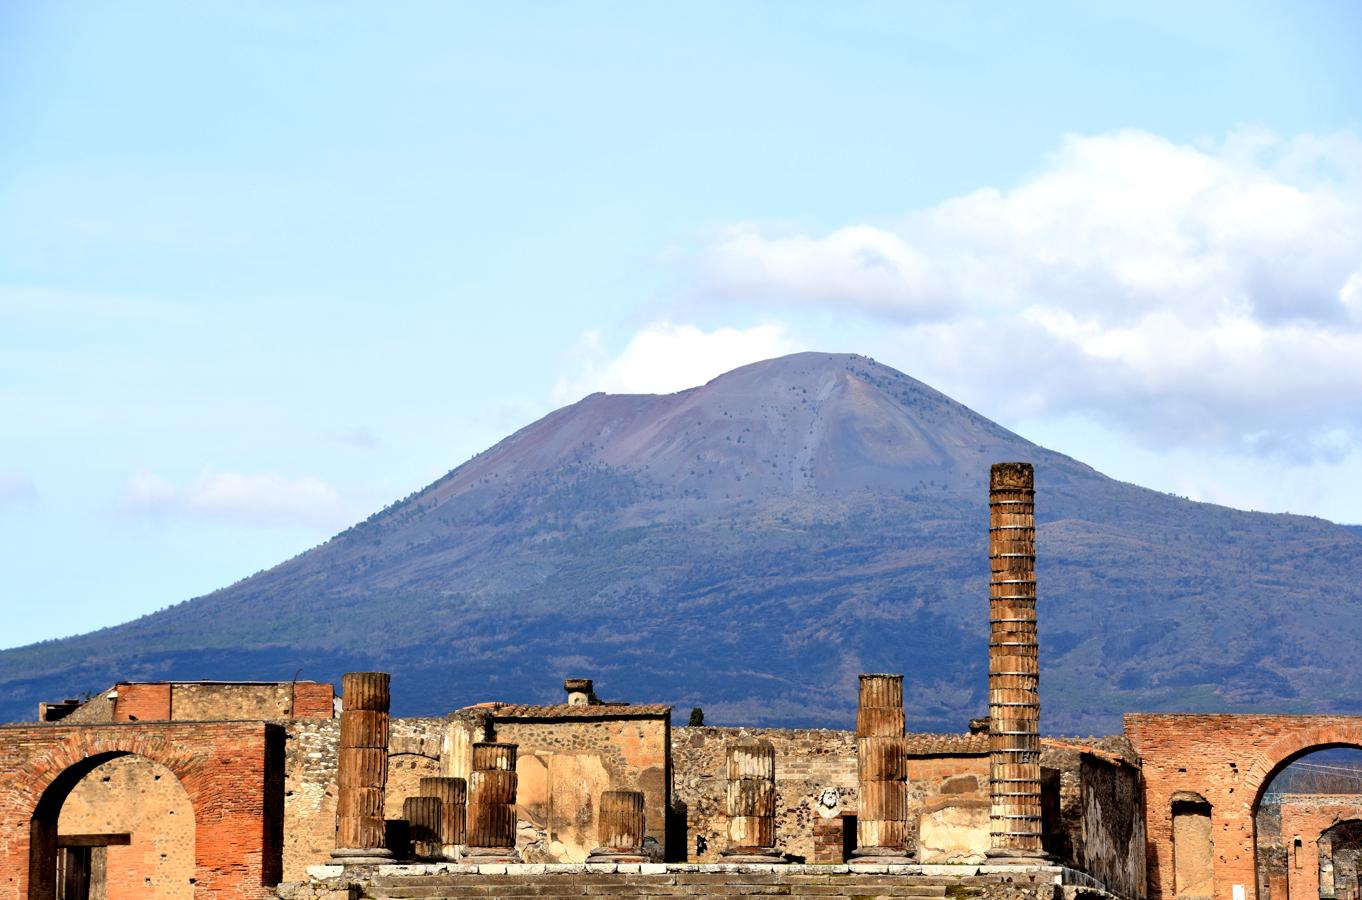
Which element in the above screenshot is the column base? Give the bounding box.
[850,846,913,864]
[986,847,1052,864]
[719,847,788,864]
[586,848,649,863]
[330,847,395,866]
[459,846,521,864]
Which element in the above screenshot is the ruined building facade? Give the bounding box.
[1,464,1357,900]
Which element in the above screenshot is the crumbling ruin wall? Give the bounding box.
[487,714,670,863]
[283,716,340,882]
[382,717,445,822]
[1076,753,1146,900]
[670,725,996,863]
[672,725,859,863]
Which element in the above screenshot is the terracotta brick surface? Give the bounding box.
[1126,713,1362,900]
[1278,795,1362,900]
[0,720,282,899]
[113,683,171,722]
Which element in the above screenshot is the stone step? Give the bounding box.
[365,875,954,899]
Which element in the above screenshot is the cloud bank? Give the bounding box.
[553,321,803,404]
[699,128,1362,458]
[123,468,350,530]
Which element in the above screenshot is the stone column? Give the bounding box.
[419,776,467,861]
[987,462,1047,860]
[463,742,521,863]
[403,796,443,861]
[332,672,394,864]
[587,790,648,863]
[853,673,912,863]
[720,740,786,863]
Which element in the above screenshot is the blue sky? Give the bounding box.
[2,2,1360,648]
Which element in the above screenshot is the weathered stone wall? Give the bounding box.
[1075,754,1146,900]
[383,718,445,823]
[1277,795,1362,900]
[279,864,1114,900]
[284,717,341,882]
[487,714,670,862]
[58,755,195,900]
[669,725,997,864]
[40,681,335,726]
[672,725,858,863]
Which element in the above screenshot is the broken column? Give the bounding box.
[586,790,648,863]
[852,673,911,863]
[720,740,786,863]
[987,462,1047,861]
[403,796,443,861]
[331,671,394,864]
[463,741,521,863]
[419,776,467,861]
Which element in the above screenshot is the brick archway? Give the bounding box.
[0,721,283,900]
[1127,714,1362,900]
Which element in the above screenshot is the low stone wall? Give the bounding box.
[279,862,1116,900]
[279,860,1116,893]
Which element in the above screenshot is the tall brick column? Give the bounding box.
[852,673,911,863]
[720,740,786,863]
[587,790,648,862]
[987,462,1047,860]
[419,776,467,861]
[463,742,521,863]
[332,672,394,864]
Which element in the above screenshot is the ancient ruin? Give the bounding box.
[0,462,1354,900]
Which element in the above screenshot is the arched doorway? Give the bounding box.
[29,751,195,900]
[1318,820,1362,900]
[53,753,194,899]
[1253,747,1362,900]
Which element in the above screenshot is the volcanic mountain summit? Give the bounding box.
[1,352,1359,731]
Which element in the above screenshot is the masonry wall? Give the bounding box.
[488,715,670,862]
[1125,713,1362,900]
[41,682,335,726]
[383,718,445,824]
[58,755,195,900]
[1076,754,1146,900]
[0,720,281,900]
[670,725,999,864]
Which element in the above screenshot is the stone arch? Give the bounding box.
[1245,725,1362,814]
[0,721,281,900]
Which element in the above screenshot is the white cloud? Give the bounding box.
[552,321,804,405]
[699,128,1362,458]
[122,468,351,530]
[0,472,37,509]
[326,425,380,450]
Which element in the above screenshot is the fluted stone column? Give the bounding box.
[720,740,785,863]
[419,776,467,861]
[987,462,1047,860]
[852,673,911,863]
[332,672,394,864]
[586,790,648,862]
[462,742,521,863]
[403,796,443,861]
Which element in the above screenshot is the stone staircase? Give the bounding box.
[363,872,959,899]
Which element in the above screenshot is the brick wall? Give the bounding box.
[0,720,282,899]
[1278,796,1362,900]
[1126,713,1362,900]
[113,683,171,722]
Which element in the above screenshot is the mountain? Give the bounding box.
[2,352,1360,733]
